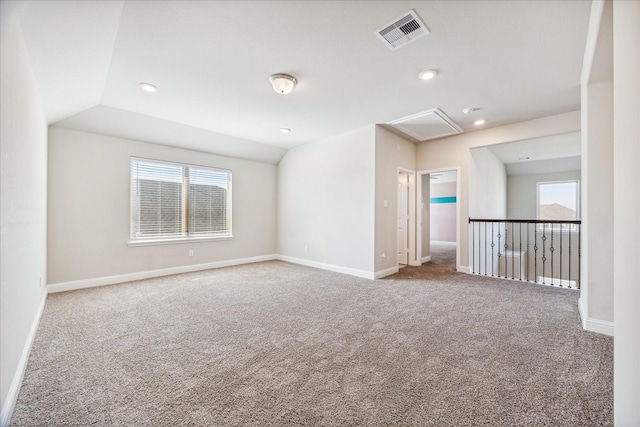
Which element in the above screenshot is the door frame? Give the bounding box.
[397,168,418,266]
[417,166,461,271]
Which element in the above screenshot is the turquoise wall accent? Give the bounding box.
[430,196,456,204]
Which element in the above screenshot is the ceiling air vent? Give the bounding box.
[387,108,463,142]
[375,10,429,50]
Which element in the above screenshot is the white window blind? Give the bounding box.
[131,158,231,242]
[188,167,229,235]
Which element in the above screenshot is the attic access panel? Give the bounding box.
[387,108,463,142]
[375,10,429,50]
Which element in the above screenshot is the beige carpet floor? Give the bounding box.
[428,241,457,270]
[11,260,612,426]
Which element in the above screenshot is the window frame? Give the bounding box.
[536,179,580,232]
[128,157,233,246]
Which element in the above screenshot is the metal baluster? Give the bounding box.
[472,221,475,274]
[519,222,522,280]
[476,221,479,274]
[504,223,508,278]
[484,222,487,275]
[497,225,502,278]
[526,223,529,282]
[568,224,572,287]
[559,223,563,287]
[476,222,479,274]
[578,224,581,289]
[491,222,495,276]
[534,225,538,283]
[511,222,515,279]
[550,225,555,286]
[542,225,547,284]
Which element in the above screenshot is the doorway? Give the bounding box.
[417,167,460,271]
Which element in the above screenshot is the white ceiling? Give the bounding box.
[10,1,592,164]
[486,131,581,176]
[487,131,581,163]
[430,170,457,183]
[504,155,581,176]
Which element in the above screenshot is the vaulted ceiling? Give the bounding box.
[11,1,591,163]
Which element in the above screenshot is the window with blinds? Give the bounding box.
[131,158,231,242]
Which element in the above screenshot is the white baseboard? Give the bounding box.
[276,255,375,280]
[0,290,47,427]
[585,317,614,336]
[578,297,614,336]
[374,266,399,279]
[578,297,587,329]
[47,255,277,293]
[457,265,471,274]
[421,256,431,263]
[431,240,456,246]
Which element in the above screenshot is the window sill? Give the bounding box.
[128,235,234,247]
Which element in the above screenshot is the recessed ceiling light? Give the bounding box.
[139,82,158,93]
[473,119,486,126]
[418,69,438,80]
[280,128,291,134]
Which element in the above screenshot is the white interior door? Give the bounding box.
[398,173,410,265]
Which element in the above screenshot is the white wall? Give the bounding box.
[374,126,416,275]
[507,170,581,219]
[469,147,507,219]
[47,127,277,285]
[0,2,48,422]
[277,126,376,277]
[580,0,614,334]
[430,181,456,242]
[416,111,581,272]
[581,81,613,327]
[613,0,640,423]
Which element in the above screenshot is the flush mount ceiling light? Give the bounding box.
[280,128,291,134]
[139,82,158,93]
[269,73,297,95]
[418,69,438,80]
[463,107,478,115]
[474,119,487,126]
